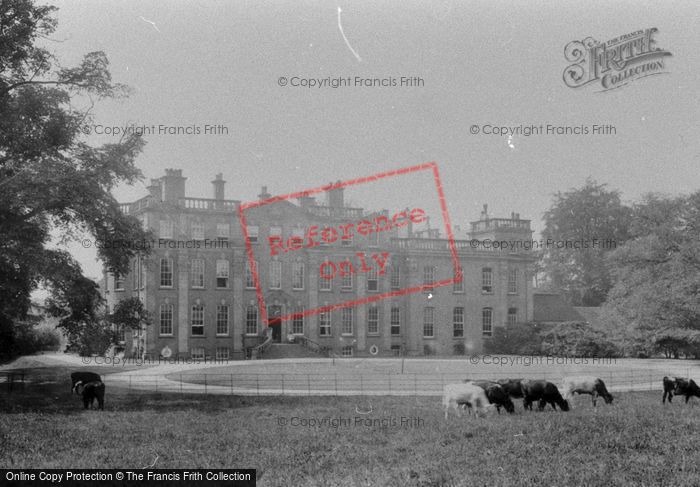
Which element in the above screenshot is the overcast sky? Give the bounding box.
[43,0,700,280]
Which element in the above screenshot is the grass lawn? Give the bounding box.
[1,364,699,486]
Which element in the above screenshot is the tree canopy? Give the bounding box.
[0,0,150,355]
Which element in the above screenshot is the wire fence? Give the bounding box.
[2,367,696,396]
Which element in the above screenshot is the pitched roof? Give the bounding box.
[533,292,585,322]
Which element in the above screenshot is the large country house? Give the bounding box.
[102,169,535,359]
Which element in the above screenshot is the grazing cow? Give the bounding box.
[442,383,494,419]
[521,380,570,412]
[561,376,613,407]
[465,380,515,414]
[71,371,101,395]
[82,381,105,410]
[664,377,700,404]
[496,378,526,399]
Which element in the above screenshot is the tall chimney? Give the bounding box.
[161,169,186,204]
[212,173,225,200]
[258,186,271,200]
[147,178,162,201]
[297,192,315,209]
[328,181,344,208]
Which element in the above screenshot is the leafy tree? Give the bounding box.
[0,0,150,356]
[602,192,700,357]
[539,321,621,357]
[483,322,545,355]
[540,179,631,306]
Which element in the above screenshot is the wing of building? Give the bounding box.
[102,169,536,360]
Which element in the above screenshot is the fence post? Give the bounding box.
[230,374,234,395]
[129,375,132,391]
[360,375,363,394]
[388,373,392,393]
[282,374,285,395]
[180,374,183,394]
[256,374,260,396]
[307,375,311,395]
[414,374,417,398]
[155,376,158,393]
[204,374,207,395]
[335,373,338,396]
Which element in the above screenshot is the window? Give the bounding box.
[390,265,400,290]
[216,305,229,335]
[292,307,304,334]
[216,347,229,360]
[482,308,493,337]
[390,306,401,336]
[114,275,124,291]
[423,307,434,338]
[319,260,332,291]
[341,345,353,357]
[116,325,126,343]
[482,267,493,293]
[191,259,205,288]
[341,267,353,290]
[192,221,204,240]
[216,259,229,288]
[245,260,257,289]
[160,258,173,287]
[423,265,435,289]
[391,345,401,356]
[292,262,305,290]
[368,229,378,246]
[319,311,331,336]
[269,226,282,239]
[245,305,258,335]
[248,225,259,243]
[453,267,464,293]
[367,268,378,292]
[269,261,282,289]
[160,304,173,335]
[160,220,173,239]
[341,308,353,335]
[191,347,205,360]
[191,304,204,336]
[367,306,379,334]
[507,307,517,326]
[508,268,518,294]
[216,223,230,241]
[453,307,464,337]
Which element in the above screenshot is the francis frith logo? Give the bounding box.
[563,28,672,92]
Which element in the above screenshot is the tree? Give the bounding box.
[0,0,150,357]
[602,192,700,357]
[540,179,631,306]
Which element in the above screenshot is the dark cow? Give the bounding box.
[82,381,105,410]
[496,378,525,399]
[664,377,700,404]
[71,371,101,395]
[464,380,515,414]
[521,380,569,412]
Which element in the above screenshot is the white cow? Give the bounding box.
[561,376,613,407]
[442,383,494,419]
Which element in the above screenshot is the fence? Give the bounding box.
[88,368,693,396]
[0,371,25,392]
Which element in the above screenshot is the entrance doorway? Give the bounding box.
[268,305,283,343]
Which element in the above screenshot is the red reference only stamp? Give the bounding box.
[237,162,460,325]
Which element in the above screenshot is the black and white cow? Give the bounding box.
[561,376,613,407]
[465,380,515,414]
[71,371,102,395]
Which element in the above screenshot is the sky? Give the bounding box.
[42,0,700,280]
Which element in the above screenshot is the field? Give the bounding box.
[1,362,700,486]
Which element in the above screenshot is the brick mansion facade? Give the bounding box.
[103,169,535,359]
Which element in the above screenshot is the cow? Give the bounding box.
[71,371,101,395]
[664,377,700,404]
[464,380,515,414]
[442,383,494,419]
[81,381,105,410]
[521,380,570,412]
[496,378,526,399]
[561,376,613,407]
